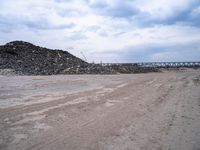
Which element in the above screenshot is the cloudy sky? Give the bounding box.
[0,0,200,63]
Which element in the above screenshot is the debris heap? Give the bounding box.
[0,41,158,75]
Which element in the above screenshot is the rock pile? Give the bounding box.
[0,41,158,75]
[102,64,158,74]
[0,41,88,75]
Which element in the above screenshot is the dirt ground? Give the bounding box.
[0,70,200,150]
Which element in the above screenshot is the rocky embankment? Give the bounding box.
[0,41,158,75]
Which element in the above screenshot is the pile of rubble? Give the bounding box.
[0,41,158,75]
[102,64,158,74]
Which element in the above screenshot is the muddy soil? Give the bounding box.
[0,71,200,150]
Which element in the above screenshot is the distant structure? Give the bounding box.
[101,62,200,68]
[137,62,200,68]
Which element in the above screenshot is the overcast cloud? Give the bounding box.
[0,0,200,62]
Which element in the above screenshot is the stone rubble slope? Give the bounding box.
[0,41,158,75]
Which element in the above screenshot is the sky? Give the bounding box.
[0,0,200,63]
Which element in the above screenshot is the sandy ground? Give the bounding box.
[0,71,200,150]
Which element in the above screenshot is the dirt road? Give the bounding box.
[0,71,200,150]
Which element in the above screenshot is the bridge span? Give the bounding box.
[101,62,200,68]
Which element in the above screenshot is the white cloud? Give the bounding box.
[136,0,193,19]
[0,0,200,62]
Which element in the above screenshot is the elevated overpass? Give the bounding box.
[100,62,200,68]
